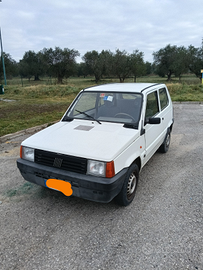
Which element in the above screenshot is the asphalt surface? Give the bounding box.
[0,103,203,270]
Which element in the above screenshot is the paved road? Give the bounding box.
[0,103,203,270]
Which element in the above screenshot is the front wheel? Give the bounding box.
[115,163,139,206]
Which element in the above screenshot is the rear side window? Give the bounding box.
[159,88,169,110]
[145,91,159,118]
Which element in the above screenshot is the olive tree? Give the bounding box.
[173,46,189,81]
[187,45,203,81]
[42,47,79,84]
[111,49,131,83]
[130,50,146,82]
[153,45,178,81]
[19,50,44,81]
[0,53,18,79]
[153,44,189,81]
[82,50,113,82]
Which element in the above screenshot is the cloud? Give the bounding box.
[1,0,203,62]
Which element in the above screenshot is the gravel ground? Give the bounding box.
[0,103,203,270]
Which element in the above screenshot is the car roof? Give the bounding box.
[83,83,164,93]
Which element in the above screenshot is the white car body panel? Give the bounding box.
[22,119,140,170]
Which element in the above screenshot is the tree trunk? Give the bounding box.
[57,76,63,84]
[167,71,172,81]
[119,77,124,83]
[95,76,100,83]
[178,76,182,82]
[34,75,40,81]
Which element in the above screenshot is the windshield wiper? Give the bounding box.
[75,110,101,124]
[123,123,138,129]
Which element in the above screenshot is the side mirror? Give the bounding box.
[145,117,161,125]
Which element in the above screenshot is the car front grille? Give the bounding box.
[35,149,87,174]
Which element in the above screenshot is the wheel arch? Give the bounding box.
[169,122,173,132]
[132,157,141,171]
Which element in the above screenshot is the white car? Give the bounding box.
[17,83,174,206]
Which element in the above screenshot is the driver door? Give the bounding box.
[144,90,164,163]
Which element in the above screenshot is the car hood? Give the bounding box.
[22,120,140,161]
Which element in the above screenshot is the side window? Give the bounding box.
[145,91,159,119]
[159,88,169,110]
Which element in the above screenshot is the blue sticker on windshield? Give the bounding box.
[103,96,113,102]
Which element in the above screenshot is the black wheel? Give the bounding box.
[115,163,139,206]
[159,130,171,153]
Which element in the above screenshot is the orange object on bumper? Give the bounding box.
[46,179,73,196]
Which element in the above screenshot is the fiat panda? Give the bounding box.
[17,83,174,206]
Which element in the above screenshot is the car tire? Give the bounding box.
[159,129,171,153]
[115,163,139,206]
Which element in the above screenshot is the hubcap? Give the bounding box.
[127,172,137,199]
[166,133,170,147]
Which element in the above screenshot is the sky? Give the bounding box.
[1,0,203,63]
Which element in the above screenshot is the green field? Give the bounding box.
[0,75,203,137]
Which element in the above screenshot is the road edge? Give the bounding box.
[0,122,55,143]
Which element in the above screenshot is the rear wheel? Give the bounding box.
[115,163,139,206]
[159,130,171,153]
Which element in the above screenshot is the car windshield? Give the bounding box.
[63,91,143,126]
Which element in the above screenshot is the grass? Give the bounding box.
[5,182,35,197]
[0,75,203,137]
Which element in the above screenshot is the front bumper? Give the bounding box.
[17,158,127,203]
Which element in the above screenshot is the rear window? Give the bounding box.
[159,88,169,110]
